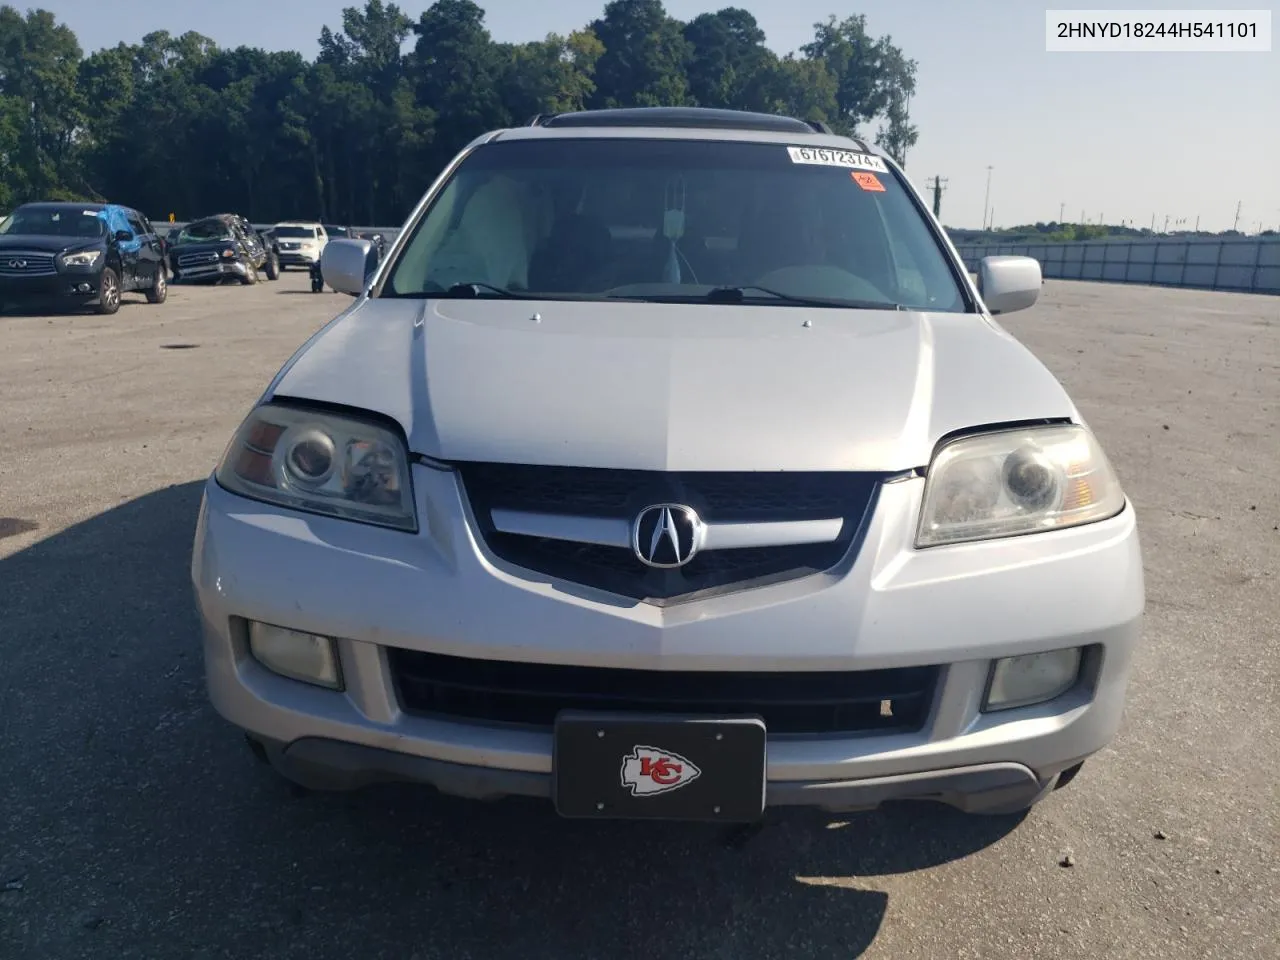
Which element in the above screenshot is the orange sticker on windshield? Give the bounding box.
[851,171,885,192]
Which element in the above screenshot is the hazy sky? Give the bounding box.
[31,0,1280,231]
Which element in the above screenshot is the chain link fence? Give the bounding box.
[955,236,1280,295]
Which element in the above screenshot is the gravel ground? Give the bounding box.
[1,272,1276,960]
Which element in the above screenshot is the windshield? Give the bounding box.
[275,226,318,239]
[176,220,234,243]
[0,207,107,239]
[385,138,968,311]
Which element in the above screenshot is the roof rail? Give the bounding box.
[537,107,828,136]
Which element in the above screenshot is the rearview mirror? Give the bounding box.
[977,256,1041,315]
[114,229,132,243]
[320,238,375,296]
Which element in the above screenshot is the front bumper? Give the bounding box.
[173,261,247,282]
[0,271,103,306]
[277,249,319,266]
[193,467,1145,812]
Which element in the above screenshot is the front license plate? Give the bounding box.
[552,712,767,822]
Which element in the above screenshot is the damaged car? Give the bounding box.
[169,214,279,285]
[0,201,167,315]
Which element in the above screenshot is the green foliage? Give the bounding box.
[1032,223,1111,242]
[946,220,1205,246]
[0,0,920,224]
[0,7,87,201]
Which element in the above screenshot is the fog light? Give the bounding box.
[248,621,342,689]
[984,647,1082,711]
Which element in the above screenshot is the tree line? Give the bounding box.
[0,0,918,226]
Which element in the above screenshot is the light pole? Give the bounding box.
[982,166,993,231]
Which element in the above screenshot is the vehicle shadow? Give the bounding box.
[0,299,147,317]
[0,482,1024,960]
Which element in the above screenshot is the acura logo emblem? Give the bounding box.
[632,504,704,569]
[7,259,27,269]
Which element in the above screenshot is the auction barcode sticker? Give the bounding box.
[787,146,888,173]
[1046,9,1272,51]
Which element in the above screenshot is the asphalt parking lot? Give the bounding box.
[1,271,1276,960]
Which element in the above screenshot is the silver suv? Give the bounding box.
[192,107,1144,822]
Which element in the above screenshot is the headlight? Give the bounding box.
[916,424,1125,547]
[59,250,102,267]
[215,403,417,531]
[221,248,237,258]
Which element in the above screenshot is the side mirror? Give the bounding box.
[114,230,133,243]
[320,238,375,296]
[977,255,1041,315]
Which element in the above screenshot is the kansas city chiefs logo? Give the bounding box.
[620,745,701,796]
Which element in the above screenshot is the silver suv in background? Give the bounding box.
[271,221,328,270]
[193,107,1144,824]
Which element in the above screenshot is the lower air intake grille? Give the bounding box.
[389,648,938,736]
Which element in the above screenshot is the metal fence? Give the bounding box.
[955,236,1280,295]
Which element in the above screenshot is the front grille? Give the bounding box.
[178,251,219,268]
[457,463,881,603]
[0,253,56,277]
[389,648,938,736]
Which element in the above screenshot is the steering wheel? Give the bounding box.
[752,265,893,304]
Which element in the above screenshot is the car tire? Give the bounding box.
[96,267,121,315]
[240,262,258,285]
[264,253,279,280]
[311,274,324,293]
[145,267,168,304]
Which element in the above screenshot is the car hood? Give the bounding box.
[268,298,1079,472]
[0,235,102,255]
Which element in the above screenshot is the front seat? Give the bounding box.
[526,214,613,294]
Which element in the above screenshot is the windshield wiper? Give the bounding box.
[705,286,905,310]
[384,282,529,300]
[441,282,524,298]
[389,283,643,302]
